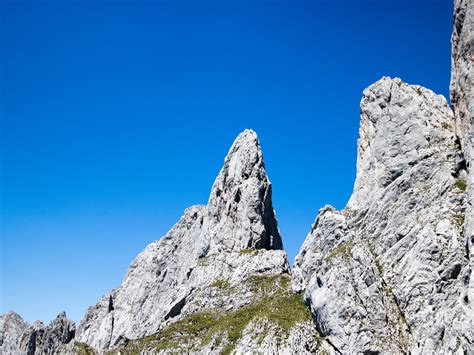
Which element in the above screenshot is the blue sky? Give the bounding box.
[1,0,452,324]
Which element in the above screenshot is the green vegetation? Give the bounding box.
[441,122,453,130]
[239,248,258,256]
[121,275,312,354]
[454,178,467,192]
[453,213,465,228]
[343,207,358,219]
[249,274,290,295]
[367,242,384,276]
[325,241,354,263]
[74,342,97,355]
[210,278,230,290]
[375,258,384,275]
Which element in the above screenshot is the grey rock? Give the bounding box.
[0,311,29,354]
[18,312,76,354]
[294,77,472,354]
[76,129,318,353]
[451,0,474,153]
[451,0,474,319]
[4,2,474,354]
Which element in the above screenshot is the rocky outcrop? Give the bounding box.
[76,129,321,353]
[17,312,76,355]
[0,312,29,354]
[294,77,472,353]
[451,0,474,316]
[451,0,473,152]
[2,2,472,354]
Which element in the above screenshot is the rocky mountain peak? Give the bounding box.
[207,129,282,252]
[0,311,29,354]
[2,2,473,354]
[74,129,302,352]
[16,312,76,354]
[348,76,459,210]
[295,74,470,353]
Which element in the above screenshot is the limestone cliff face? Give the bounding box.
[294,77,471,354]
[0,311,76,355]
[451,0,474,312]
[0,312,29,354]
[75,129,321,353]
[1,2,473,354]
[18,312,76,354]
[293,4,474,353]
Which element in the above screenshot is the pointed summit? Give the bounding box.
[207,129,282,251]
[0,312,29,354]
[348,77,455,209]
[77,129,289,351]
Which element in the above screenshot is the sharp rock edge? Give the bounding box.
[1,1,473,354]
[74,128,322,353]
[0,311,76,354]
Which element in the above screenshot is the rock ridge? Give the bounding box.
[294,76,472,353]
[73,128,321,353]
[2,2,473,354]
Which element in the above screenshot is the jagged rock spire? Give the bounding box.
[348,77,457,209]
[207,129,282,251]
[0,311,29,354]
[450,0,474,346]
[295,76,470,353]
[76,129,289,351]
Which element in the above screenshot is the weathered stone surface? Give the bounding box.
[0,311,29,354]
[451,0,474,317]
[119,273,326,354]
[76,129,320,353]
[3,2,473,354]
[451,0,474,152]
[17,312,76,354]
[294,77,472,354]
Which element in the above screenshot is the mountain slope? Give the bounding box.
[294,77,471,353]
[1,2,472,354]
[75,129,322,353]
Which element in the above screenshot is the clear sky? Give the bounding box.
[1,0,453,324]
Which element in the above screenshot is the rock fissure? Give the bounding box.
[2,2,473,354]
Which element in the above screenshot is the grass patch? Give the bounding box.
[239,248,258,256]
[74,342,97,355]
[454,178,467,192]
[121,275,311,354]
[368,243,384,276]
[210,278,230,290]
[325,241,354,263]
[441,122,453,130]
[453,213,465,228]
[343,208,358,219]
[249,274,290,295]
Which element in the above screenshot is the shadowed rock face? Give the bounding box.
[18,312,76,354]
[451,0,474,314]
[294,77,472,354]
[206,129,283,252]
[451,0,473,152]
[75,129,317,352]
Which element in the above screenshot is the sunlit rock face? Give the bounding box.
[451,0,474,319]
[75,129,322,353]
[2,2,473,354]
[0,312,29,354]
[17,312,76,354]
[294,76,472,353]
